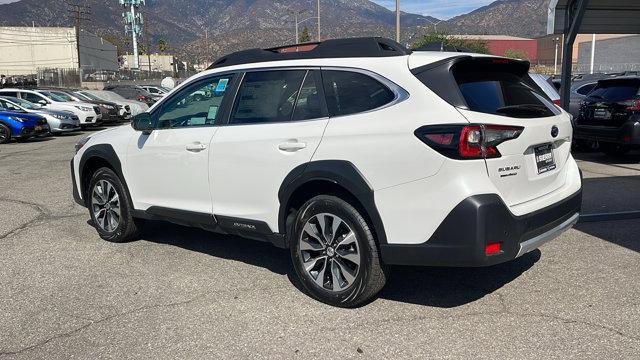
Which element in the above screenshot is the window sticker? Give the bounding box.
[208,105,219,120]
[215,78,229,93]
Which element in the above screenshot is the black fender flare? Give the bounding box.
[277,160,388,244]
[78,144,131,202]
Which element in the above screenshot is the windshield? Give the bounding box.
[39,91,69,102]
[99,91,126,101]
[78,92,97,101]
[51,91,76,102]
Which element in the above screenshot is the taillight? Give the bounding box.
[623,99,640,111]
[137,95,146,101]
[415,124,524,160]
[553,99,561,106]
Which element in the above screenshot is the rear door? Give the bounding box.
[210,69,328,229]
[578,79,640,127]
[451,59,572,207]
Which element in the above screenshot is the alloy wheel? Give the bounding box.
[91,180,121,232]
[298,213,361,292]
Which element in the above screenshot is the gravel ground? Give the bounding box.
[0,130,638,359]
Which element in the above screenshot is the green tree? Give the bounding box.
[503,48,529,60]
[299,26,311,43]
[157,39,167,53]
[412,32,490,55]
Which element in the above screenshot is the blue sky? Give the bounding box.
[372,0,495,20]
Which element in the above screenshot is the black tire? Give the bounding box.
[289,195,387,307]
[600,142,629,157]
[87,167,144,243]
[0,123,11,144]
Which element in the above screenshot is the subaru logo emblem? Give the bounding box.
[551,126,559,138]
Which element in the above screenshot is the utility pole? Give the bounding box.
[317,0,321,41]
[396,0,400,42]
[67,2,91,69]
[144,11,151,75]
[121,0,145,70]
[288,8,305,43]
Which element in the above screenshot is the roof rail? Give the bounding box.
[208,37,412,69]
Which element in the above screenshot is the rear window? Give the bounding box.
[588,80,640,102]
[414,58,559,118]
[455,70,557,118]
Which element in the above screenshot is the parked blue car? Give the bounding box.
[0,109,50,144]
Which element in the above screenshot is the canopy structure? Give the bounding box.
[547,0,640,109]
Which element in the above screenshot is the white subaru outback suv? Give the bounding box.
[71,38,582,307]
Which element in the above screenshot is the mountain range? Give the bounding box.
[0,0,550,62]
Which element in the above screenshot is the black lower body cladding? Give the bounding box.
[380,190,582,267]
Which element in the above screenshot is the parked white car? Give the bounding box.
[71,38,582,307]
[76,90,148,119]
[0,88,101,127]
[0,96,80,133]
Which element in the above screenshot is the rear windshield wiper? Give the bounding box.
[495,104,552,116]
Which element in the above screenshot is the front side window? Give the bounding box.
[230,70,307,125]
[157,75,234,128]
[322,70,395,117]
[0,99,22,111]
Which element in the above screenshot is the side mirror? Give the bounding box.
[38,100,48,106]
[131,113,153,134]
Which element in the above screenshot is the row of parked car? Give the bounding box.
[0,85,170,144]
[550,72,640,156]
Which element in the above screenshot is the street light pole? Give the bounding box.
[554,36,560,75]
[590,33,596,74]
[396,0,400,42]
[317,0,321,41]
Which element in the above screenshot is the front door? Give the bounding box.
[126,74,236,213]
[211,69,329,231]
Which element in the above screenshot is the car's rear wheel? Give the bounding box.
[600,142,629,157]
[88,167,144,243]
[290,195,387,307]
[0,123,11,144]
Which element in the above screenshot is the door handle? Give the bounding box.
[186,143,207,152]
[278,141,307,152]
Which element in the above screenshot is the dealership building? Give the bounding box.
[0,26,118,76]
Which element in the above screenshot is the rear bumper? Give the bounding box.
[380,189,582,267]
[574,120,640,145]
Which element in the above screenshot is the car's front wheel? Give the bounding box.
[88,167,144,243]
[290,195,387,307]
[0,123,11,144]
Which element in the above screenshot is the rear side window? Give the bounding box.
[0,91,18,97]
[588,80,640,102]
[322,70,395,117]
[231,70,306,125]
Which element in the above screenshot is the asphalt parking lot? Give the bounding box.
[0,130,638,359]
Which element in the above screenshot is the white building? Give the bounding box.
[123,53,175,72]
[0,27,117,76]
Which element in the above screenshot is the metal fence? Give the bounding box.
[26,68,200,89]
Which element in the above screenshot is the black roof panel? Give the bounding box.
[208,37,412,70]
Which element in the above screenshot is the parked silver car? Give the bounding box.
[75,90,149,119]
[0,96,80,134]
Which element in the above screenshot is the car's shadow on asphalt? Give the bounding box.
[573,150,640,165]
[138,220,540,308]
